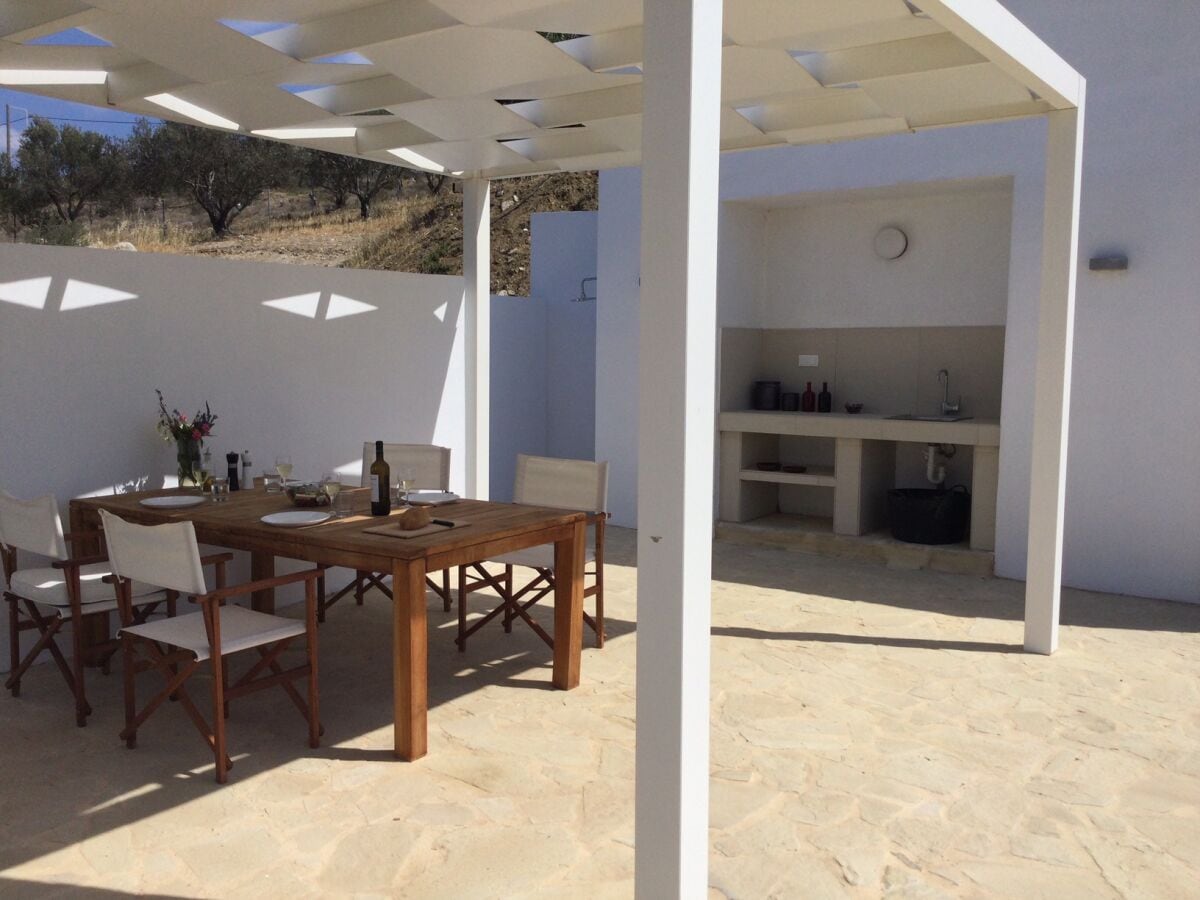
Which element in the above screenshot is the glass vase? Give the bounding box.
[176,436,202,486]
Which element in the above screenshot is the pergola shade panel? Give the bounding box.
[0,0,1077,178]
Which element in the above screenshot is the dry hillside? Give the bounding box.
[88,172,598,296]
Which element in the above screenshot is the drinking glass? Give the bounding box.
[274,455,294,484]
[322,472,343,512]
[397,466,415,507]
[263,470,282,493]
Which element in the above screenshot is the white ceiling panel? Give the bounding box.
[0,0,1079,179]
[506,83,641,129]
[724,0,944,51]
[391,97,534,140]
[295,76,428,115]
[253,0,458,61]
[861,61,1038,126]
[368,26,590,99]
[722,46,823,105]
[429,0,640,32]
[555,27,642,73]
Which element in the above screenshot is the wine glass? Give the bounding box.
[321,472,342,512]
[397,466,415,507]
[274,455,294,485]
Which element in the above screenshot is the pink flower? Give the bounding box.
[201,423,211,435]
[191,428,202,440]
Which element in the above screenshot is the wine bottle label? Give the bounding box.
[370,474,381,503]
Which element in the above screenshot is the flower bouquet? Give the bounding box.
[156,389,218,486]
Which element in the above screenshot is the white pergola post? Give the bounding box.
[463,177,491,500]
[1024,88,1086,654]
[635,0,723,895]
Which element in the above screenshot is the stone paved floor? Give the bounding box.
[2,527,1198,898]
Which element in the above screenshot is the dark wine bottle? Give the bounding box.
[801,381,816,412]
[818,381,832,413]
[369,440,391,516]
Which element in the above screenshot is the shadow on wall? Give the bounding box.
[0,245,466,506]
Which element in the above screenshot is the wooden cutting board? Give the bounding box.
[362,519,469,540]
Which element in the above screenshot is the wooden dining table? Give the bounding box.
[70,486,587,761]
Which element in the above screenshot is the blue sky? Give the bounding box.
[0,88,154,145]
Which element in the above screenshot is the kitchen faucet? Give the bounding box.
[938,369,961,416]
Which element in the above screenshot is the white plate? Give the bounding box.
[140,495,207,509]
[406,491,460,507]
[261,510,331,528]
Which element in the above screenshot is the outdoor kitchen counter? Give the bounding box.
[718,410,1001,446]
[718,411,1000,551]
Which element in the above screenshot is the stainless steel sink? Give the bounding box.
[887,414,974,422]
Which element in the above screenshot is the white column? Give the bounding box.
[1024,88,1086,654]
[635,0,722,896]
[463,177,490,500]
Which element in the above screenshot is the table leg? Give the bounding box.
[393,558,428,760]
[553,519,586,690]
[250,552,275,613]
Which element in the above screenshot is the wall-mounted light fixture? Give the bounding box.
[571,276,597,302]
[1088,254,1129,272]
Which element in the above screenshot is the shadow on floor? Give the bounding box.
[0,585,632,876]
[711,625,1022,654]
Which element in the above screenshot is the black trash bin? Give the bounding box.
[887,486,971,545]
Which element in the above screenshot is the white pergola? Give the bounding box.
[1,0,1083,893]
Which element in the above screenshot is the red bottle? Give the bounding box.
[801,381,816,412]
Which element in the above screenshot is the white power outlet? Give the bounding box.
[797,354,819,367]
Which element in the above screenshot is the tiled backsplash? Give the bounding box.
[721,326,1005,419]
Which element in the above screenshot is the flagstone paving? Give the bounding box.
[2,528,1198,898]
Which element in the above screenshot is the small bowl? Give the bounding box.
[286,483,330,507]
[755,461,781,472]
[781,464,808,474]
[844,403,864,414]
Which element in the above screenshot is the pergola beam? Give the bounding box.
[918,0,1083,109]
[463,177,490,500]
[1023,87,1086,654]
[634,0,722,895]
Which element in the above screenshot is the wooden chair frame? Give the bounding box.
[320,567,452,621]
[456,512,607,651]
[2,531,184,727]
[116,558,325,784]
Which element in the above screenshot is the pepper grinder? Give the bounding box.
[241,451,253,490]
[226,452,241,491]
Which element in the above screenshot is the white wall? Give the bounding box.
[534,211,598,462]
[754,183,1013,329]
[595,3,1200,604]
[490,294,547,503]
[596,170,643,527]
[0,244,466,502]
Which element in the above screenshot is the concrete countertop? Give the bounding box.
[719,410,1001,447]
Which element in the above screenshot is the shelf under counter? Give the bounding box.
[719,410,1000,447]
[740,466,836,488]
[718,410,1000,553]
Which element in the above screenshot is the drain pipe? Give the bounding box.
[924,444,948,486]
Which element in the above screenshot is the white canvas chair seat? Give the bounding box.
[492,545,596,570]
[11,563,163,611]
[121,606,306,663]
[458,454,609,652]
[2,489,176,727]
[101,509,323,784]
